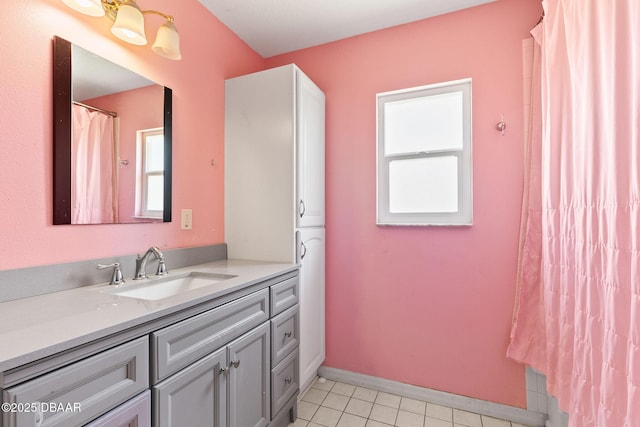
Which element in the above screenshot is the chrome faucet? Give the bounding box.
[133,246,168,280]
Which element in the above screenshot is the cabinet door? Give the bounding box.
[227,322,270,427]
[297,228,326,392]
[154,348,227,427]
[296,70,325,228]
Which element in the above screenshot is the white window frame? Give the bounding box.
[136,127,164,219]
[376,78,472,226]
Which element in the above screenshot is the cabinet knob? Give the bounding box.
[284,331,292,338]
[34,406,44,427]
[220,366,228,374]
[284,376,293,384]
[230,360,240,368]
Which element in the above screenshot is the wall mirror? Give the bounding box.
[53,36,172,225]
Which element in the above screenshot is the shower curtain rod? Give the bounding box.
[73,101,118,117]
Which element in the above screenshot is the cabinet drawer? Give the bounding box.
[270,276,298,316]
[270,305,299,367]
[152,288,269,382]
[85,390,150,427]
[271,350,298,417]
[2,336,148,427]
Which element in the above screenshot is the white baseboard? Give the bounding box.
[545,395,569,427]
[318,367,547,427]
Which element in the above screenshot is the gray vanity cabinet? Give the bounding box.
[152,322,271,427]
[151,289,272,427]
[0,270,300,427]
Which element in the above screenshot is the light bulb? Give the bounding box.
[62,0,105,17]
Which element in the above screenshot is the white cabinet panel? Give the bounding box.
[224,66,297,262]
[297,228,326,392]
[296,72,325,228]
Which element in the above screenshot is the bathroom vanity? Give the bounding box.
[0,259,299,427]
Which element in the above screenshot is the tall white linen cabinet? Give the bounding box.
[224,64,326,393]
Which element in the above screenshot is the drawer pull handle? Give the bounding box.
[285,376,293,384]
[299,200,306,218]
[284,331,292,338]
[230,360,240,368]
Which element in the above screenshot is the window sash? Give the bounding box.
[142,171,164,216]
[384,150,463,214]
[138,128,164,218]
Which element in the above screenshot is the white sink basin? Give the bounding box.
[106,272,237,301]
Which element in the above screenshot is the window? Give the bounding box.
[137,128,164,218]
[377,79,472,225]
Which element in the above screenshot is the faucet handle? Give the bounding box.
[97,262,125,286]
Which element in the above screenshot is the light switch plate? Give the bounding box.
[181,209,192,230]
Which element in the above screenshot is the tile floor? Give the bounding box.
[289,378,533,427]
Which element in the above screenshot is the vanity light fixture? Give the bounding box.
[62,0,182,60]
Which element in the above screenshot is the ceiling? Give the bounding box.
[72,44,155,101]
[197,0,496,58]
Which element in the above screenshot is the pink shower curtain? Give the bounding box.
[508,1,640,425]
[71,104,116,224]
[508,31,545,371]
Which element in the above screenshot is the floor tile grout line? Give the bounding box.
[298,378,529,427]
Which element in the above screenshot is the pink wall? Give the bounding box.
[89,85,164,222]
[266,0,541,407]
[0,0,263,269]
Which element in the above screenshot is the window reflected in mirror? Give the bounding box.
[138,128,165,219]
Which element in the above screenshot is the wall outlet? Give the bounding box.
[181,209,193,230]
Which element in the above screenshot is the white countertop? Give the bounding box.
[0,259,297,372]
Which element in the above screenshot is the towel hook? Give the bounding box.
[496,114,507,136]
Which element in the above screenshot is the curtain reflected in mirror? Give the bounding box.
[71,104,118,223]
[53,36,172,225]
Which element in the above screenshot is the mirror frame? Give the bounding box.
[52,36,172,225]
